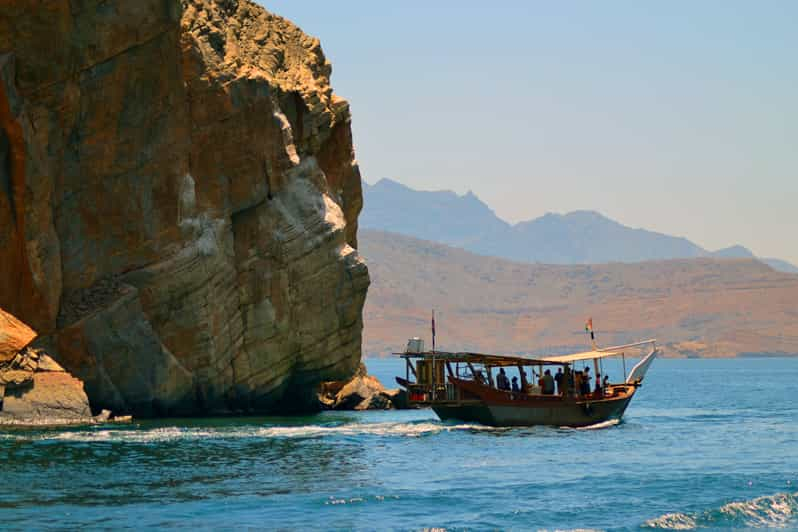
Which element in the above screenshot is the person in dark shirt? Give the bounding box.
[564,366,573,396]
[542,369,555,395]
[554,367,564,395]
[582,367,592,395]
[595,372,602,396]
[496,368,510,390]
[511,376,520,392]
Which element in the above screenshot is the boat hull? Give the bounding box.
[432,395,633,427]
[425,378,637,427]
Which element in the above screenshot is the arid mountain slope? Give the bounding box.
[360,230,798,358]
[0,1,368,415]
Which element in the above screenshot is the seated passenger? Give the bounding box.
[541,369,555,395]
[511,376,520,392]
[603,374,610,390]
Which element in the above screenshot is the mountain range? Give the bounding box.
[361,179,798,273]
[359,229,798,358]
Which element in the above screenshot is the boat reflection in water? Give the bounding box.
[395,339,658,427]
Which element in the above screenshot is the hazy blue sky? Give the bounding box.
[259,1,797,263]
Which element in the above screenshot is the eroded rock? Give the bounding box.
[0,309,36,363]
[318,363,408,411]
[0,345,93,425]
[0,1,369,416]
[0,311,132,425]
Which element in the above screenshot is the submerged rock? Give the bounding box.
[0,0,369,416]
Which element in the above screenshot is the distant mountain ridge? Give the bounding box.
[359,229,798,358]
[362,179,798,273]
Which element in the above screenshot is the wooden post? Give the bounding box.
[622,353,627,382]
[593,357,600,393]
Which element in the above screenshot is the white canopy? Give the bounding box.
[538,339,657,364]
[538,349,621,364]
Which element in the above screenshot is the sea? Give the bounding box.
[1,357,796,531]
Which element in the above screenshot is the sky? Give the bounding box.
[259,1,797,264]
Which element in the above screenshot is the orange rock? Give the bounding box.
[0,308,36,362]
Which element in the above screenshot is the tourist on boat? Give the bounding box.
[497,368,510,390]
[564,366,574,396]
[574,371,583,396]
[603,374,610,390]
[582,367,592,395]
[554,367,564,395]
[511,376,520,392]
[542,369,555,395]
[595,372,603,396]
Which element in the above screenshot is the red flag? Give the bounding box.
[586,318,595,342]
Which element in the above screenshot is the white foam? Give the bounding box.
[644,491,798,529]
[718,492,798,527]
[253,421,500,439]
[567,419,621,431]
[10,421,501,443]
[642,512,697,530]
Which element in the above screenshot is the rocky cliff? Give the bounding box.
[0,0,369,416]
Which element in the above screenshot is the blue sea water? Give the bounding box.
[1,357,796,530]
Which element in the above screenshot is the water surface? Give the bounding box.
[1,357,796,530]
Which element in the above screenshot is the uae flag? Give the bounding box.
[585,318,594,341]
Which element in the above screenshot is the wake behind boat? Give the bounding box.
[395,338,658,427]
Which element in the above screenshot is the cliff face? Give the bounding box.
[0,0,369,415]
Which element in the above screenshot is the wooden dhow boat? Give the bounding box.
[395,339,658,427]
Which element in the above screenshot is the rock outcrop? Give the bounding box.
[0,309,36,362]
[0,310,99,425]
[0,1,369,416]
[0,347,96,425]
[318,363,407,410]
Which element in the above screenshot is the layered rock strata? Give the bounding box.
[0,309,98,425]
[0,1,369,416]
[0,346,96,425]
